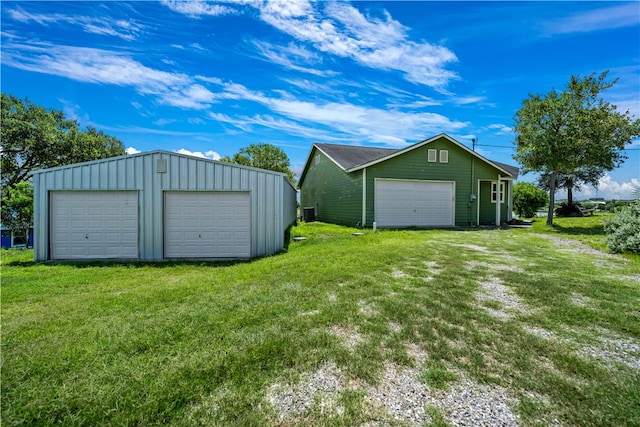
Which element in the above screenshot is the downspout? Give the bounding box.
[362,167,367,227]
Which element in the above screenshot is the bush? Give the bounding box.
[513,182,548,218]
[604,200,640,254]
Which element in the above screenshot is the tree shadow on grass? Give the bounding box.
[550,223,606,237]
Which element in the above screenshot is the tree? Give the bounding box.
[1,94,127,235]
[513,182,548,218]
[1,94,126,191]
[536,167,602,208]
[1,181,33,247]
[513,72,640,225]
[222,143,295,183]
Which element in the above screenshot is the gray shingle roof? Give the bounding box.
[315,143,397,170]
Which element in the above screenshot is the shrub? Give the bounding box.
[603,200,640,254]
[513,182,548,218]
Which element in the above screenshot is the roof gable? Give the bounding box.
[298,134,519,187]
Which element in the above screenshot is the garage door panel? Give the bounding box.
[51,191,138,260]
[375,180,454,227]
[164,192,250,258]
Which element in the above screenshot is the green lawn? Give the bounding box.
[2,222,639,426]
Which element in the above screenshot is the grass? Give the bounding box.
[2,221,639,426]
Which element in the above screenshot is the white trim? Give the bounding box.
[427,149,437,162]
[347,133,514,177]
[362,168,367,227]
[439,150,449,163]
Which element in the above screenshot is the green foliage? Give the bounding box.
[513,182,548,217]
[222,142,295,183]
[1,93,126,191]
[513,71,640,225]
[604,200,640,254]
[604,200,630,212]
[1,94,127,230]
[1,181,33,246]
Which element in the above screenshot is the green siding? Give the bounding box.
[364,137,510,227]
[300,136,514,228]
[299,148,363,226]
[479,180,512,225]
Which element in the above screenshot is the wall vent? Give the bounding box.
[157,158,167,173]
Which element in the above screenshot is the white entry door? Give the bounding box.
[375,180,455,227]
[164,192,251,258]
[50,191,139,259]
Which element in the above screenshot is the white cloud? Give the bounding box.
[165,0,458,89]
[259,1,458,89]
[544,3,640,36]
[7,6,143,40]
[161,0,238,17]
[253,41,338,77]
[572,175,640,200]
[126,147,141,154]
[2,42,218,110]
[488,124,513,135]
[208,81,468,146]
[174,148,221,160]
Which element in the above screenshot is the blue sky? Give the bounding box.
[2,1,639,199]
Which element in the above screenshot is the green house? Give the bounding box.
[299,134,519,228]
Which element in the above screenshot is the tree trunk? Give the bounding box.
[547,171,556,225]
[567,186,573,207]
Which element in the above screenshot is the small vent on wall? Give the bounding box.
[427,149,437,163]
[439,150,449,163]
[157,158,167,173]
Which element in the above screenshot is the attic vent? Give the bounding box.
[427,149,437,163]
[439,150,449,163]
[157,158,167,173]
[315,154,320,165]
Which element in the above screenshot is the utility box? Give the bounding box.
[303,207,315,222]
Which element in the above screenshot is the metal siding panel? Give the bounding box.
[205,162,214,188]
[214,163,223,190]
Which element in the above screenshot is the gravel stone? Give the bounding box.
[476,276,530,320]
[466,260,524,273]
[433,378,519,427]
[577,328,640,370]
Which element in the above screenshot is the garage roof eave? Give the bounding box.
[30,150,291,179]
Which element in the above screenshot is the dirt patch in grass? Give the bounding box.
[268,362,346,421]
[466,260,524,273]
[329,325,364,350]
[476,277,531,320]
[453,244,491,253]
[577,327,640,370]
[267,341,520,426]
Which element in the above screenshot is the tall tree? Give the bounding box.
[513,72,640,225]
[222,143,295,183]
[1,94,126,191]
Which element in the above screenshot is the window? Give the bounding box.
[439,150,449,163]
[491,181,505,203]
[427,149,437,162]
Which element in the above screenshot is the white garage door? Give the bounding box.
[375,180,455,227]
[164,192,250,259]
[50,191,138,259]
